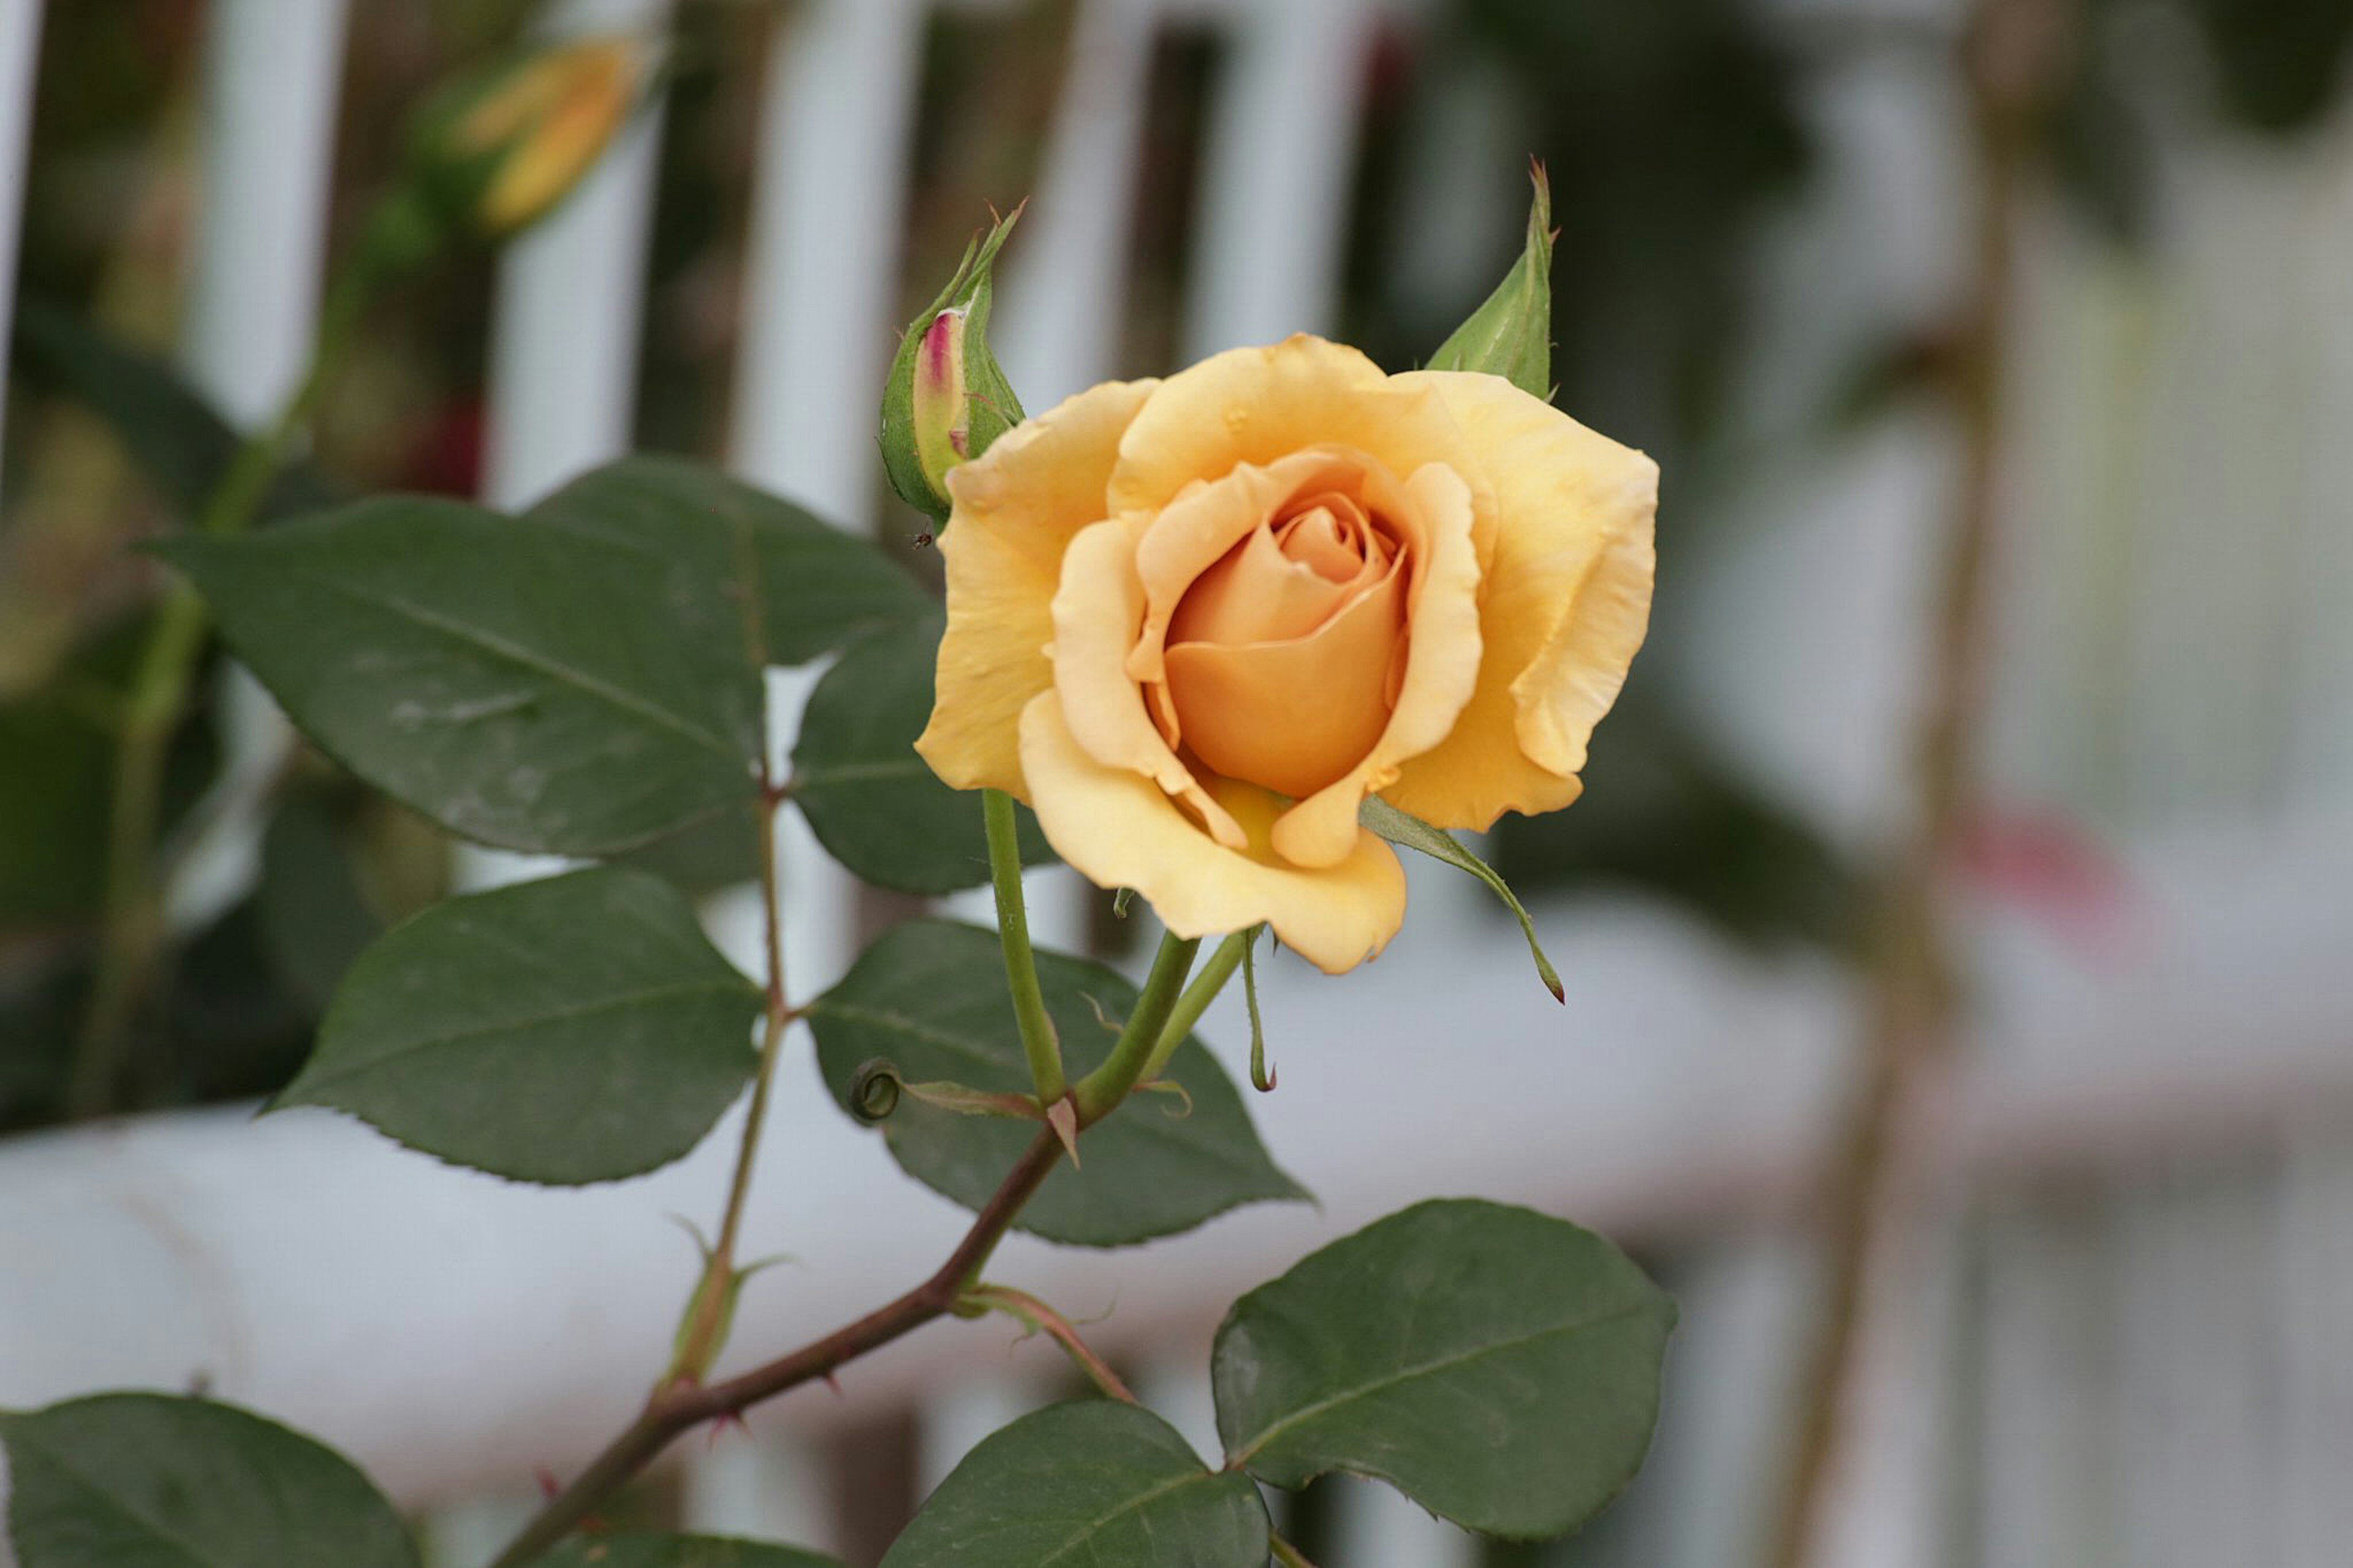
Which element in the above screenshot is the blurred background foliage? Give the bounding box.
[4,0,2351,1137]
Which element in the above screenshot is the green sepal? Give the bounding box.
[1426,161,1555,400]
[879,206,1027,521]
[1361,796,1564,1003]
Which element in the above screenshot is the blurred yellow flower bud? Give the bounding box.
[450,37,641,236]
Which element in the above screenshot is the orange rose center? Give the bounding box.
[1159,477,1411,798]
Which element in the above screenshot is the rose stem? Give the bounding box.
[983,787,1066,1104]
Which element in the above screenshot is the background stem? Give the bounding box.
[1762,2,2056,1562]
[68,263,373,1119]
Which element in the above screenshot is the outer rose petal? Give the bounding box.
[1018,694,1407,975]
[1379,371,1658,831]
[1107,335,1500,571]
[915,377,1159,797]
[1049,517,1247,849]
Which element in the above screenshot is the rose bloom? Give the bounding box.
[916,335,1656,974]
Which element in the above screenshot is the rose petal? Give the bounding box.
[1049,517,1248,849]
[1018,694,1407,974]
[1127,448,1364,687]
[916,377,1158,796]
[1107,335,1499,572]
[1269,460,1485,868]
[1378,371,1658,830]
[1167,506,1375,650]
[1165,556,1406,799]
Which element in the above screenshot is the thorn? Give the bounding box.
[822,1370,844,1398]
[534,1466,563,1501]
[705,1409,752,1449]
[1045,1097,1081,1167]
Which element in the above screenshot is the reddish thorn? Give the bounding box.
[823,1370,844,1398]
[533,1466,563,1501]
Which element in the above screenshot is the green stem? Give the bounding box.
[67,262,373,1120]
[983,787,1064,1104]
[1137,926,1251,1086]
[1270,1532,1320,1568]
[1072,930,1200,1124]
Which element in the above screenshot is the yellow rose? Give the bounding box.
[915,335,1656,974]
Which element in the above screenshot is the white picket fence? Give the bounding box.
[5,1,2353,1564]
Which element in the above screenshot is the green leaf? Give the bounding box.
[532,1534,843,1567]
[806,920,1305,1246]
[274,866,762,1184]
[1360,796,1563,1003]
[1213,1198,1675,1540]
[879,207,1026,521]
[256,795,385,1016]
[881,1401,1267,1568]
[156,496,764,855]
[12,298,343,526]
[791,612,1052,893]
[0,1393,417,1568]
[526,455,932,667]
[1425,162,1555,399]
[606,799,763,895]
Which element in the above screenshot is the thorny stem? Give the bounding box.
[69,263,373,1120]
[1763,3,2056,1564]
[676,785,792,1374]
[490,925,1212,1567]
[959,1282,1137,1404]
[983,787,1065,1104]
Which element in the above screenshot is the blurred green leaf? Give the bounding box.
[0,613,219,927]
[807,920,1305,1246]
[527,456,933,668]
[532,1536,844,1567]
[274,866,760,1184]
[1427,162,1554,398]
[1491,699,1860,953]
[1213,1198,1674,1540]
[879,207,1026,522]
[792,611,1052,894]
[2181,0,2353,133]
[881,1401,1268,1567]
[1360,796,1563,1002]
[157,496,765,855]
[0,1393,417,1568]
[10,299,343,525]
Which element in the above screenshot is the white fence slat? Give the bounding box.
[0,0,45,475]
[679,1428,843,1556]
[482,0,675,511]
[731,0,926,994]
[456,0,674,899]
[181,0,351,427]
[994,0,1157,409]
[162,0,350,934]
[1181,0,1377,359]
